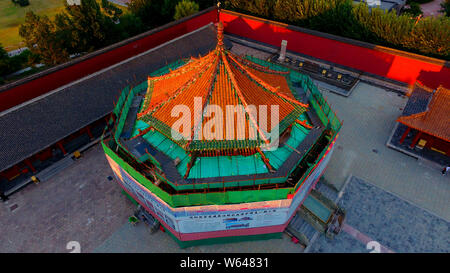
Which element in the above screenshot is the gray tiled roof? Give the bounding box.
[0,24,218,172]
[401,84,433,117]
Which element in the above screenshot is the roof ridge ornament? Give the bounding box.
[217,21,224,49]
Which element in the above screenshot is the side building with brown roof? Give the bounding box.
[396,83,450,158]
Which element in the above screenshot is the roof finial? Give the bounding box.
[217,21,224,48]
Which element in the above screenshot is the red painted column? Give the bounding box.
[426,137,433,149]
[410,131,423,148]
[86,126,94,140]
[25,159,36,173]
[57,142,67,155]
[399,127,411,144]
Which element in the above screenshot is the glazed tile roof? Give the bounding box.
[138,22,309,151]
[0,24,218,172]
[397,84,450,142]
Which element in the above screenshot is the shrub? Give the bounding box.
[11,0,30,7]
[441,0,450,16]
[174,0,200,20]
[0,45,35,77]
[403,2,423,17]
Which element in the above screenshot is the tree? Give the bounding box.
[0,45,7,61]
[441,0,450,16]
[113,13,146,40]
[56,0,114,53]
[195,0,215,9]
[129,0,177,28]
[102,0,123,22]
[403,2,423,17]
[19,12,70,65]
[11,0,30,7]
[0,45,10,77]
[174,0,200,20]
[19,0,116,65]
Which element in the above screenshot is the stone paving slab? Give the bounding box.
[309,176,450,253]
[0,145,134,253]
[421,0,445,17]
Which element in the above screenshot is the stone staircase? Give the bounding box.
[286,180,341,249]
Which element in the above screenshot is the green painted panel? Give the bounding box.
[158,138,176,154]
[145,131,166,147]
[177,156,190,177]
[187,158,201,179]
[236,155,256,176]
[254,154,269,174]
[218,156,236,177]
[170,146,189,162]
[132,120,150,137]
[264,152,283,169]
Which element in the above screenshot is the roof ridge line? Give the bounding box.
[149,53,213,81]
[222,53,269,144]
[230,52,289,75]
[227,54,309,109]
[187,56,221,149]
[138,53,216,118]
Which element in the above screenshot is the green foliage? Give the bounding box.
[56,0,114,52]
[19,0,121,65]
[0,44,37,77]
[403,16,450,57]
[305,0,372,41]
[441,0,450,16]
[128,0,154,27]
[0,45,8,60]
[0,45,10,77]
[353,3,413,45]
[11,0,30,7]
[224,0,275,18]
[403,2,423,17]
[174,0,200,20]
[112,13,145,40]
[224,0,450,60]
[19,12,71,65]
[128,0,178,28]
[195,0,214,9]
[102,0,123,22]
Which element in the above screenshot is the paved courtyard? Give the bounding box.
[0,145,134,253]
[0,76,448,253]
[321,82,450,221]
[309,176,449,253]
[420,0,445,17]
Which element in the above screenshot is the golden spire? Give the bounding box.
[217,21,224,48]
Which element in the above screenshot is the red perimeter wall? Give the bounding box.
[220,10,450,90]
[2,9,449,112]
[0,8,218,112]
